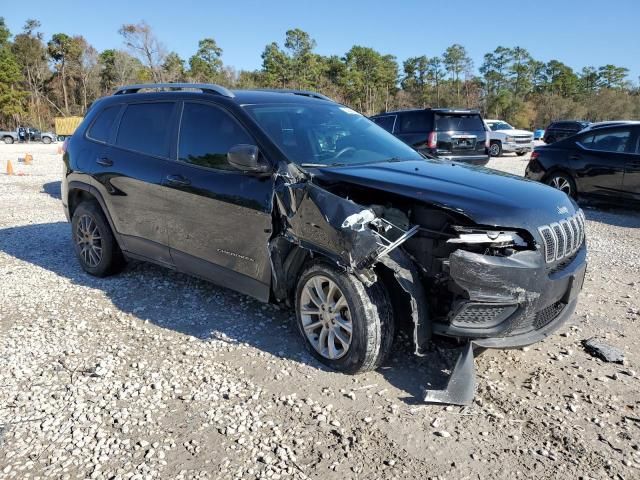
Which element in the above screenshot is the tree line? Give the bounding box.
[1,17,639,131]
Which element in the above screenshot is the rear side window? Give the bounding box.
[435,114,485,132]
[87,105,120,143]
[115,103,174,157]
[372,115,396,133]
[580,129,631,153]
[399,111,431,133]
[178,102,254,170]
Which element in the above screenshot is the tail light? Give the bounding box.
[530,150,539,161]
[427,131,437,149]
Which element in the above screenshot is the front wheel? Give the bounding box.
[3,136,13,144]
[489,141,502,157]
[295,262,393,373]
[516,151,527,157]
[42,136,51,144]
[546,172,576,198]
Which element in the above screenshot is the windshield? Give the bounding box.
[243,103,423,166]
[488,121,513,131]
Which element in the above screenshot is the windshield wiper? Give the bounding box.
[299,162,346,168]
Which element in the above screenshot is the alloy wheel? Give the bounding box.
[550,176,572,195]
[489,143,500,156]
[76,214,103,267]
[300,275,353,360]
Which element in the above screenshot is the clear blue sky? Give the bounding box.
[4,0,639,82]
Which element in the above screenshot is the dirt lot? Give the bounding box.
[1,144,639,479]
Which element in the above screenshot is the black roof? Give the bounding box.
[371,108,481,117]
[109,83,335,105]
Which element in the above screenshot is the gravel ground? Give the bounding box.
[1,144,639,479]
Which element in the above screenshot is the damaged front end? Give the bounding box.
[267,166,586,405]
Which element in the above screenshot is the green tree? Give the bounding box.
[597,64,628,89]
[0,17,26,126]
[188,38,222,83]
[163,52,185,82]
[443,44,472,105]
[47,33,82,113]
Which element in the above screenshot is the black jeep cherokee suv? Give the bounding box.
[370,108,490,165]
[62,83,587,382]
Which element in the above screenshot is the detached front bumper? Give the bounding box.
[433,245,587,348]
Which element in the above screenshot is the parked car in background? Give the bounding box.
[27,128,56,144]
[55,116,84,141]
[526,123,640,203]
[484,119,533,157]
[370,108,489,165]
[543,121,590,144]
[1,129,19,144]
[534,129,545,140]
[578,120,640,133]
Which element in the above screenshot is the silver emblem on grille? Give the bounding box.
[557,206,569,215]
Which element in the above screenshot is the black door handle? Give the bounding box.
[165,174,191,187]
[96,157,113,167]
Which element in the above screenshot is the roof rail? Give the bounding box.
[113,83,235,98]
[257,89,334,102]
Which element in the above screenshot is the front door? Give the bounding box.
[163,101,275,301]
[573,127,631,198]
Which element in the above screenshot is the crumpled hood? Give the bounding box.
[315,159,577,229]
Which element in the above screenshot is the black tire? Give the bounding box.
[545,172,577,198]
[489,141,502,157]
[3,136,13,144]
[42,136,51,144]
[71,201,125,277]
[294,262,394,374]
[516,151,527,157]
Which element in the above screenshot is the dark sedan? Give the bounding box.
[525,123,640,203]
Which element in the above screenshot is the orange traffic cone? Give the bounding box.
[6,159,14,175]
[24,153,33,165]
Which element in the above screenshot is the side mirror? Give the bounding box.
[227,144,271,174]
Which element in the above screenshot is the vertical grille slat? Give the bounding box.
[538,210,585,265]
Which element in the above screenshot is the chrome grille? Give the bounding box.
[538,210,585,264]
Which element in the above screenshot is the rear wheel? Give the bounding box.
[71,201,125,277]
[489,141,502,157]
[3,136,13,144]
[295,262,393,373]
[546,172,576,198]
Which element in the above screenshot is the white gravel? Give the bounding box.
[1,144,639,479]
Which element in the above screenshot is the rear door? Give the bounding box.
[434,113,487,157]
[371,115,397,133]
[572,127,631,197]
[395,111,432,150]
[94,101,177,265]
[162,100,275,301]
[622,126,640,200]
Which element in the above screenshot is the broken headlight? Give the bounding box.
[447,227,527,248]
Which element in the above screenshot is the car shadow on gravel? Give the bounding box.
[0,220,462,404]
[581,203,640,228]
[41,181,61,200]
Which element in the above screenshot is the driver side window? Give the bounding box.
[178,102,255,170]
